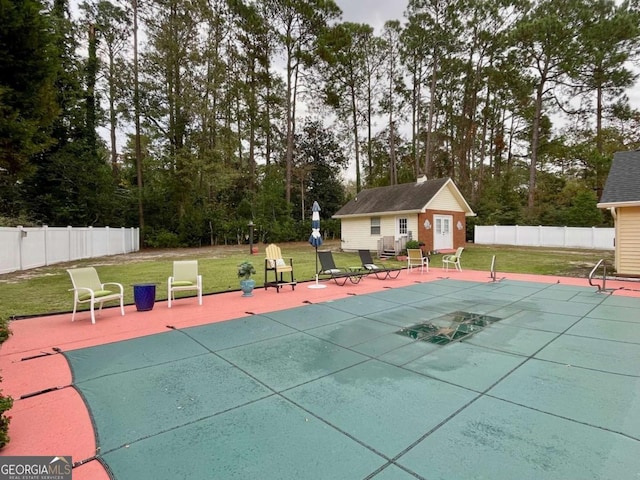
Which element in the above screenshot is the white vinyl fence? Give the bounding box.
[474,225,615,250]
[0,226,140,274]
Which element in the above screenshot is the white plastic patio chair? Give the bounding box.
[442,247,464,272]
[67,267,125,324]
[168,260,203,307]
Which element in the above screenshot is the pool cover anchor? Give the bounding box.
[20,384,71,400]
[21,347,62,361]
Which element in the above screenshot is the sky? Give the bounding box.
[336,0,408,32]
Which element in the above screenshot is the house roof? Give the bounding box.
[333,177,475,218]
[597,150,640,208]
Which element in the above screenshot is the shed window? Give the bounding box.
[370,217,381,235]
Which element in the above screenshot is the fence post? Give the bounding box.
[68,225,72,261]
[88,226,93,258]
[515,225,519,246]
[563,226,568,247]
[18,225,25,271]
[43,225,49,266]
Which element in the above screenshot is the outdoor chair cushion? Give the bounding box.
[67,267,125,324]
[78,290,115,302]
[168,260,203,307]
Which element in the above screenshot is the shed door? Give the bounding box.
[433,215,453,251]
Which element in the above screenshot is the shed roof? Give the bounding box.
[597,150,640,208]
[333,177,475,218]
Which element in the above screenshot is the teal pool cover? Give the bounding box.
[64,279,640,479]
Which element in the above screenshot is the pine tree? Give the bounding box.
[0,0,57,218]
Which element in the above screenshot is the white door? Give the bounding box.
[433,215,453,251]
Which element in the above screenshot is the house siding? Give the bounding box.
[340,218,379,251]
[340,214,419,252]
[429,185,464,212]
[616,206,640,276]
[406,216,420,240]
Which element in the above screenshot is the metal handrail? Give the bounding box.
[589,259,613,293]
[490,255,497,282]
[489,255,504,283]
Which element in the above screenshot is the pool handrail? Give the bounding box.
[588,259,614,293]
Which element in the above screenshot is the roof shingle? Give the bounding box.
[599,151,640,205]
[333,178,450,217]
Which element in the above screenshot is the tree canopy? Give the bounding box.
[2,0,639,244]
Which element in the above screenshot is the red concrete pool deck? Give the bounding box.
[1,267,639,479]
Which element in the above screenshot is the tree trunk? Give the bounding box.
[528,78,546,212]
[350,83,361,192]
[285,51,294,203]
[132,0,145,245]
[424,49,438,178]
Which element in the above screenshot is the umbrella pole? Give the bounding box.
[308,242,326,289]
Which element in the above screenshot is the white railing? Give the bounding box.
[0,226,140,274]
[474,225,615,250]
[377,236,408,256]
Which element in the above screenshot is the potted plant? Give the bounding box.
[405,240,421,251]
[238,261,257,297]
[397,240,417,260]
[404,240,428,256]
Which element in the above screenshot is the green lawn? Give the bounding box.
[0,241,614,318]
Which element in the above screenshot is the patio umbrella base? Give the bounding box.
[308,275,327,289]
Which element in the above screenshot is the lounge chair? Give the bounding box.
[264,244,297,292]
[317,250,365,286]
[442,247,464,272]
[67,267,125,324]
[407,249,429,273]
[358,250,402,279]
[168,260,203,307]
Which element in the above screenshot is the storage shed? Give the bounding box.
[333,177,475,256]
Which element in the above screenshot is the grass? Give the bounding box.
[0,241,614,318]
